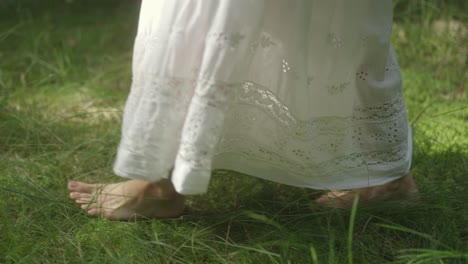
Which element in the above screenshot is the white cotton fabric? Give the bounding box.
[113,0,412,195]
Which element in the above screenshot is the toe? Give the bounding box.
[70,192,93,200]
[68,181,99,193]
[69,192,80,199]
[81,204,97,210]
[75,198,94,204]
[87,208,98,216]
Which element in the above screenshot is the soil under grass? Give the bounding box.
[1,0,467,263]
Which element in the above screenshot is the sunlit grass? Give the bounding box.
[1,0,467,263]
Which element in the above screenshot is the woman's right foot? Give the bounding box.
[68,179,185,220]
[315,173,419,209]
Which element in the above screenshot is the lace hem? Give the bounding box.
[116,75,411,194]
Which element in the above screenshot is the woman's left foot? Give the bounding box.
[314,173,419,209]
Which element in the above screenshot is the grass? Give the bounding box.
[0,0,467,263]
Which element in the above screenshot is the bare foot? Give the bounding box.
[314,173,419,209]
[68,179,185,220]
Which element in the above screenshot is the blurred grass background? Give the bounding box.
[0,0,467,263]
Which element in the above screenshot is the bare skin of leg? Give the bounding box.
[68,179,185,220]
[314,173,419,209]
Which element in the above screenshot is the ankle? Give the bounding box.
[144,179,183,200]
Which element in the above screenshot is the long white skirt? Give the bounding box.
[113,0,412,195]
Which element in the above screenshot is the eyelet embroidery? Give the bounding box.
[258,32,276,48]
[122,75,409,178]
[356,71,368,81]
[249,32,277,52]
[327,33,343,48]
[327,82,350,95]
[209,32,245,49]
[282,59,291,73]
[386,62,398,73]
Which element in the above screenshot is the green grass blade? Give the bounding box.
[347,193,359,264]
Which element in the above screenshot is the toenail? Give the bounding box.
[69,181,78,188]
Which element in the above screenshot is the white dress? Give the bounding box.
[113,0,412,195]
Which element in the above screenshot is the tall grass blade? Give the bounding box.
[310,244,319,264]
[347,193,359,264]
